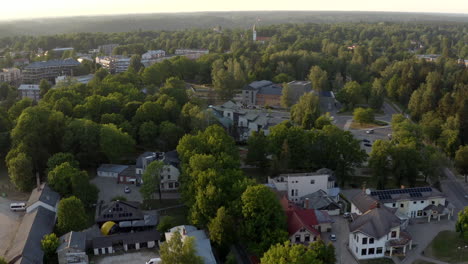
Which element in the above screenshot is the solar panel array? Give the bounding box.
[370,187,432,200]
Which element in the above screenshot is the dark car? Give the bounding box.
[362,139,370,143]
[364,143,372,147]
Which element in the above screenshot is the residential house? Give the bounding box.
[22,59,80,84]
[241,80,283,107]
[18,84,40,101]
[209,100,290,141]
[57,231,88,264]
[13,58,30,67]
[416,54,441,62]
[142,50,166,60]
[286,81,312,103]
[349,204,413,260]
[164,225,216,264]
[365,187,454,221]
[97,164,129,179]
[268,169,336,203]
[135,151,181,191]
[96,200,144,225]
[300,189,341,216]
[5,184,60,264]
[55,74,94,85]
[92,230,160,255]
[0,68,22,86]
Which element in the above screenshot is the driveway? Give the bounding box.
[0,197,23,257]
[398,219,454,264]
[92,248,159,264]
[328,215,359,264]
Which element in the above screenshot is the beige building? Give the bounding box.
[0,68,21,86]
[96,56,130,74]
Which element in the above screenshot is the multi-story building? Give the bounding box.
[268,169,336,203]
[287,81,312,103]
[174,49,209,60]
[95,56,130,74]
[98,44,119,55]
[142,50,166,60]
[349,204,413,260]
[22,59,80,84]
[241,80,283,107]
[18,84,40,101]
[135,151,181,191]
[0,68,22,86]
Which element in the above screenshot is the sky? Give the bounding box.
[1,0,467,21]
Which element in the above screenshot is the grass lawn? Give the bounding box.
[424,231,468,263]
[349,120,388,130]
[360,258,394,264]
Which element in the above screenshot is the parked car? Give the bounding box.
[146,258,162,264]
[124,186,131,193]
[329,234,337,241]
[364,143,372,147]
[366,129,374,134]
[362,139,370,143]
[343,212,351,218]
[10,202,26,212]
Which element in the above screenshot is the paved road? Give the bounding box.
[328,216,359,264]
[441,168,468,211]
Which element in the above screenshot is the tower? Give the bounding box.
[252,23,257,42]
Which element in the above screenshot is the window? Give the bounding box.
[175,182,180,188]
[369,238,374,244]
[305,235,310,242]
[295,235,300,242]
[168,175,171,179]
[356,247,358,253]
[300,228,306,232]
[368,248,375,255]
[421,201,424,204]
[417,210,422,217]
[310,180,315,184]
[362,237,368,245]
[356,236,359,243]
[413,201,417,204]
[400,203,404,208]
[227,113,231,118]
[295,189,298,196]
[291,189,295,197]
[169,183,174,188]
[361,249,367,256]
[392,203,396,207]
[432,201,435,205]
[354,234,357,241]
[391,231,397,238]
[376,247,383,254]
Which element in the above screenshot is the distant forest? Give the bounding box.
[1,11,468,37]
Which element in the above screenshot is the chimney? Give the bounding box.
[36,172,41,190]
[304,198,309,209]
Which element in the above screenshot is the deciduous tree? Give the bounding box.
[160,231,204,264]
[57,196,88,233]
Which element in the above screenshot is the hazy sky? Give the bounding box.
[1,0,467,20]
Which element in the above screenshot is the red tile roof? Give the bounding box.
[281,195,320,236]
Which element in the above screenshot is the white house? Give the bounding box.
[135,151,181,191]
[349,204,412,260]
[353,187,454,222]
[268,169,335,203]
[26,183,61,214]
[18,84,40,102]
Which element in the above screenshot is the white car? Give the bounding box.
[366,129,374,134]
[146,258,162,264]
[329,234,337,241]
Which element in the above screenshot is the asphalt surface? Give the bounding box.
[441,168,468,212]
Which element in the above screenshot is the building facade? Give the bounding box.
[287,81,312,103]
[18,84,40,101]
[95,56,130,74]
[135,151,181,191]
[0,68,21,86]
[241,81,283,107]
[22,59,80,84]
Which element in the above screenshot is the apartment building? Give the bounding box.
[95,56,130,74]
[18,84,40,101]
[174,49,209,60]
[0,68,21,86]
[22,59,80,84]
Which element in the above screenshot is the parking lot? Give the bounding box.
[92,248,159,264]
[91,177,143,203]
[350,126,393,155]
[0,197,23,257]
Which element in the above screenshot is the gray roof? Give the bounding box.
[349,205,400,239]
[20,207,56,264]
[25,59,80,69]
[92,230,161,248]
[96,200,143,223]
[369,187,445,203]
[57,231,86,252]
[97,164,129,174]
[244,80,283,95]
[315,210,334,224]
[351,191,379,214]
[164,150,180,167]
[27,183,61,209]
[135,152,164,169]
[300,189,340,210]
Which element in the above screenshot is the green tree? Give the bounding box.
[41,233,60,258]
[158,121,184,151]
[353,107,374,124]
[128,54,143,72]
[138,121,159,149]
[140,160,164,201]
[246,130,269,169]
[308,66,328,92]
[314,113,333,129]
[47,152,79,171]
[0,257,6,264]
[336,81,362,109]
[369,78,385,110]
[261,241,336,264]
[100,124,135,163]
[160,231,204,264]
[241,185,288,255]
[456,206,468,242]
[208,206,235,248]
[369,140,392,189]
[157,215,175,233]
[6,151,34,191]
[455,145,468,183]
[280,84,294,108]
[291,93,320,129]
[39,79,52,97]
[57,196,88,233]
